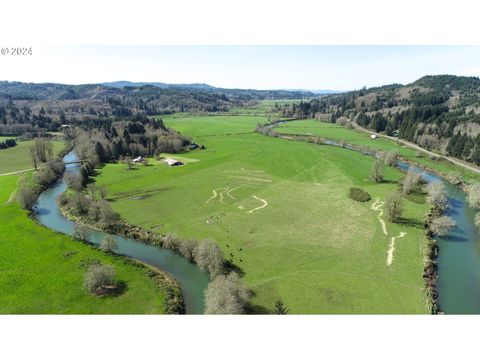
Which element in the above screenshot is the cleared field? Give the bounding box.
[0,139,65,174]
[277,120,480,182]
[95,114,429,314]
[0,175,167,314]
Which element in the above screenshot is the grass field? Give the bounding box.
[0,139,65,174]
[0,175,167,314]
[94,114,430,314]
[277,120,480,182]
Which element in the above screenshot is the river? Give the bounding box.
[35,151,209,314]
[36,147,480,314]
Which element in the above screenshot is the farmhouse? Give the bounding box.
[164,158,184,167]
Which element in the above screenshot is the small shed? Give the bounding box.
[370,134,377,139]
[164,158,184,167]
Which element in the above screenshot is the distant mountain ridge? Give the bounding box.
[101,81,216,91]
[101,81,319,97]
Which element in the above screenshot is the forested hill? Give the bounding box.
[0,80,313,137]
[280,75,480,166]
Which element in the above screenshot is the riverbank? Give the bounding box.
[0,175,169,314]
[34,152,209,314]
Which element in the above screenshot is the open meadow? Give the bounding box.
[277,120,480,182]
[0,175,167,314]
[94,114,431,313]
[0,139,64,174]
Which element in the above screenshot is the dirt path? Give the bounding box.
[226,185,243,200]
[371,199,387,236]
[248,195,268,213]
[0,168,36,177]
[387,232,407,266]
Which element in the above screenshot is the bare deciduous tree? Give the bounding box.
[446,172,463,185]
[427,181,448,210]
[29,139,53,168]
[64,172,84,191]
[98,200,119,227]
[17,182,38,211]
[178,239,197,262]
[370,159,384,183]
[383,151,399,166]
[73,223,90,242]
[204,272,250,314]
[402,167,421,195]
[162,234,180,251]
[385,192,403,223]
[466,183,480,209]
[100,235,118,253]
[71,191,90,216]
[194,239,224,278]
[430,216,456,236]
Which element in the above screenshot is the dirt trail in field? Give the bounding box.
[371,198,408,266]
[387,232,407,266]
[248,195,268,213]
[206,188,228,203]
[371,199,387,235]
[0,168,35,177]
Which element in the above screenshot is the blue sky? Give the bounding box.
[2,46,480,91]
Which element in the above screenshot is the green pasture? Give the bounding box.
[0,139,65,174]
[0,175,167,314]
[277,120,480,182]
[95,115,430,314]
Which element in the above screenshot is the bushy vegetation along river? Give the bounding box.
[35,151,209,314]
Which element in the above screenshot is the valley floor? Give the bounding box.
[94,114,430,314]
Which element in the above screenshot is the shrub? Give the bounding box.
[349,187,371,202]
[273,300,288,315]
[430,216,456,236]
[204,272,251,314]
[194,239,224,278]
[162,234,180,251]
[445,172,463,185]
[84,264,117,296]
